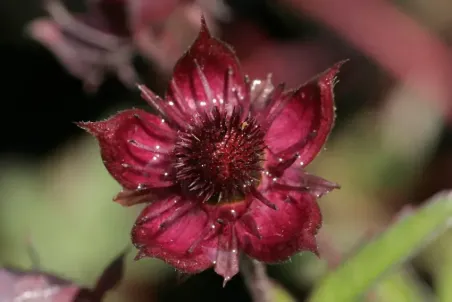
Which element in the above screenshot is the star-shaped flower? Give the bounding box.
[79,18,344,283]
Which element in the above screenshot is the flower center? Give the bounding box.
[173,107,266,204]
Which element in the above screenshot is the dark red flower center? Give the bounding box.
[173,106,266,204]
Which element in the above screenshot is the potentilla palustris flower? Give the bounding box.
[79,18,344,283]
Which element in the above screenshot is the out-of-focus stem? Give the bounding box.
[241,257,272,302]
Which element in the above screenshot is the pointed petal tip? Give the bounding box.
[75,121,97,135]
[336,58,350,67]
[199,14,210,37]
[112,195,131,207]
[135,83,144,90]
[136,83,148,91]
[134,249,147,261]
[325,59,349,79]
[136,83,148,95]
[312,246,321,258]
[75,120,87,128]
[222,276,231,287]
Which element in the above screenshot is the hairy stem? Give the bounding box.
[241,257,272,302]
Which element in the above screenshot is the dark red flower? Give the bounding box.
[79,19,343,283]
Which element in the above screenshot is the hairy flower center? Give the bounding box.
[173,107,266,204]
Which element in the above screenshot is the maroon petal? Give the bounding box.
[214,224,239,284]
[265,62,345,167]
[77,109,175,190]
[280,167,340,198]
[113,187,177,206]
[132,197,217,273]
[165,17,247,118]
[236,190,321,263]
[85,0,130,37]
[0,269,80,301]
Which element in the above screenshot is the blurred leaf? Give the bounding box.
[309,191,452,302]
[371,267,435,302]
[0,135,171,302]
[272,282,296,302]
[436,235,452,302]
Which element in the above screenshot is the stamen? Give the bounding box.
[268,153,299,176]
[277,131,317,158]
[121,163,151,176]
[223,68,233,109]
[134,197,180,227]
[257,83,286,127]
[240,214,262,239]
[251,74,273,111]
[128,139,168,154]
[169,78,191,115]
[250,187,278,210]
[194,58,214,105]
[187,222,218,254]
[173,106,265,204]
[272,183,310,193]
[138,84,186,128]
[132,112,175,143]
[159,202,195,230]
[239,76,251,120]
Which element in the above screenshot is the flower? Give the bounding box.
[79,18,344,283]
[26,0,223,91]
[0,252,126,301]
[27,0,138,91]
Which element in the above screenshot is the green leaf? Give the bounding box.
[437,235,452,302]
[309,191,452,302]
[371,268,435,302]
[272,282,296,302]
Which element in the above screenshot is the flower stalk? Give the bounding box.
[241,256,272,302]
